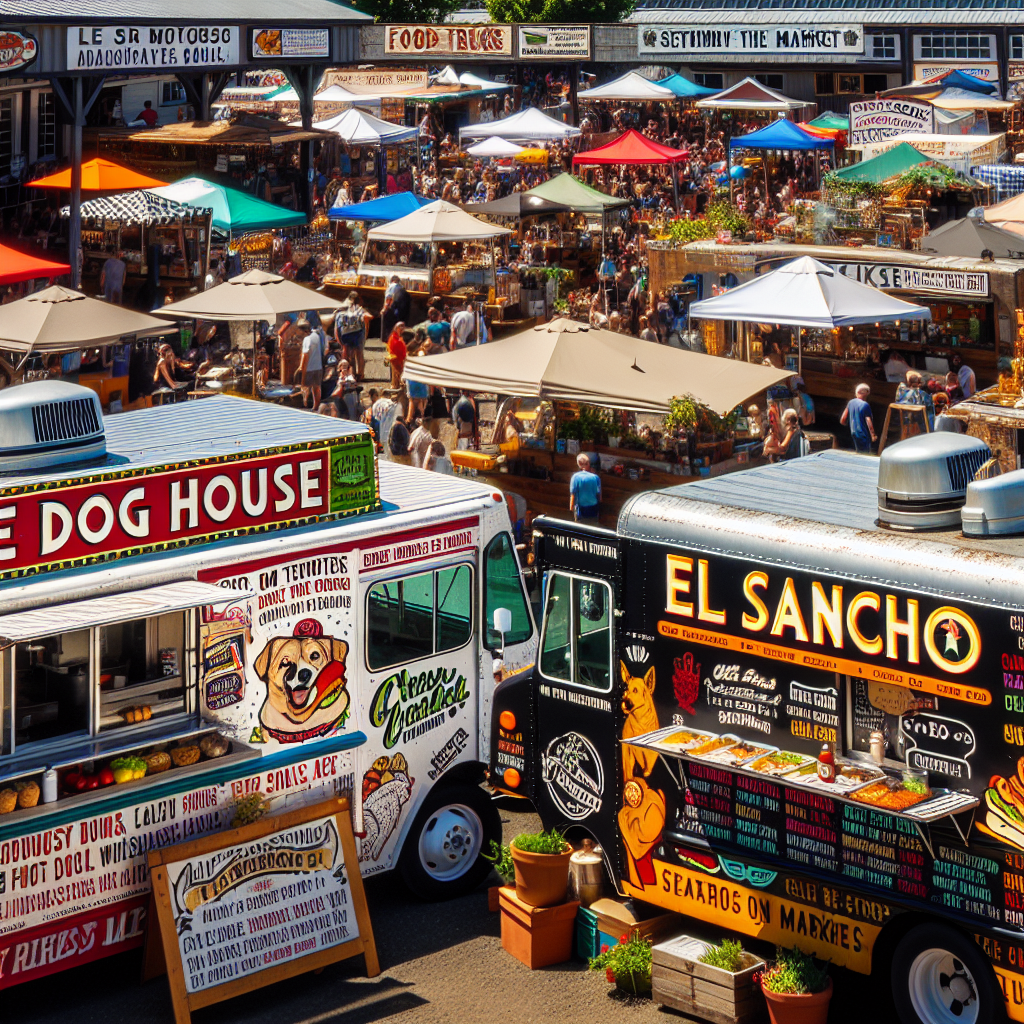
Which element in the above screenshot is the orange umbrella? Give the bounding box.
[28,157,166,190]
[798,122,842,139]
[0,243,70,285]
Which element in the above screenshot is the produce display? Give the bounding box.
[0,789,16,814]
[145,751,172,774]
[747,750,814,776]
[111,757,147,783]
[851,777,931,811]
[171,744,201,767]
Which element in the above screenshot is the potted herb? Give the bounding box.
[589,930,653,997]
[650,935,765,1022]
[509,828,572,908]
[482,839,514,911]
[758,946,832,1024]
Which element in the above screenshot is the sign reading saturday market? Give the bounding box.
[849,98,934,146]
[383,25,512,57]
[638,23,864,56]
[518,25,591,60]
[827,262,989,298]
[0,31,37,73]
[67,25,239,70]
[252,28,329,59]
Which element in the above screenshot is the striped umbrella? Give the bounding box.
[60,189,201,226]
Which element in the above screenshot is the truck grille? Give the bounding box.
[31,398,101,444]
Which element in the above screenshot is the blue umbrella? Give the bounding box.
[730,165,750,180]
[329,191,432,222]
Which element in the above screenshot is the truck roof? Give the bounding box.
[619,450,1024,609]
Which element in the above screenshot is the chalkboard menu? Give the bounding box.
[148,798,378,1023]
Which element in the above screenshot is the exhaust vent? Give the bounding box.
[962,469,1024,536]
[0,381,106,473]
[877,433,990,531]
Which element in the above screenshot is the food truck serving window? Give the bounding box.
[539,572,612,692]
[0,581,249,759]
[366,564,473,671]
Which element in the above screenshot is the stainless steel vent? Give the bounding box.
[962,469,1024,536]
[32,397,101,444]
[0,381,106,472]
[877,432,991,531]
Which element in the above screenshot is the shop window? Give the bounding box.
[0,98,12,175]
[694,73,724,91]
[539,572,612,692]
[863,74,889,95]
[483,532,533,650]
[837,74,864,95]
[1012,34,1024,62]
[814,73,835,96]
[12,630,91,748]
[366,563,473,671]
[916,32,993,61]
[161,81,186,105]
[37,92,55,159]
[869,34,899,61]
[755,74,784,92]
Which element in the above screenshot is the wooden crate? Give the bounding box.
[652,935,765,1024]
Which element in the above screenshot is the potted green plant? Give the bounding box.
[482,839,515,911]
[509,828,572,908]
[589,930,653,997]
[758,946,832,1024]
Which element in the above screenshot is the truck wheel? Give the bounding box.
[892,923,1004,1024]
[398,782,500,901]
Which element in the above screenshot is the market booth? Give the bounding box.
[652,239,1022,419]
[403,317,790,526]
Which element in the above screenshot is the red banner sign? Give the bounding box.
[0,448,331,580]
[0,895,146,988]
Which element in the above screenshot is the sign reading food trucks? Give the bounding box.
[0,437,377,580]
[383,24,512,57]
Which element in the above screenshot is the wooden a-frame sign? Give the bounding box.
[146,796,379,1024]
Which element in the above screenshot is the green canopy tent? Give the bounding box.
[524,172,629,215]
[809,111,849,132]
[150,176,307,235]
[830,143,932,184]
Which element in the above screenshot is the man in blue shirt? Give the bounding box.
[840,383,877,453]
[569,452,602,520]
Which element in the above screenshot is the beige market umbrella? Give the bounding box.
[0,285,174,353]
[367,199,511,243]
[158,268,344,322]
[403,317,791,415]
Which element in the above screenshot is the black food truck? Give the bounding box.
[491,432,1024,1024]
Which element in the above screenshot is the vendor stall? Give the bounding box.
[458,106,582,146]
[402,317,790,525]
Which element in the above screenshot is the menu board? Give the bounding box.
[148,798,378,1022]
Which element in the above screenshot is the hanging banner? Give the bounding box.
[324,68,429,91]
[848,98,934,146]
[67,25,239,70]
[638,23,864,56]
[828,261,989,298]
[252,28,330,59]
[914,62,1000,84]
[518,25,591,60]
[383,25,512,58]
[0,31,37,74]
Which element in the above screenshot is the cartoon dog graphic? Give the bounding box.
[621,661,659,781]
[254,618,350,743]
[358,753,413,862]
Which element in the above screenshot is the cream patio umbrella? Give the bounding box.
[0,285,174,353]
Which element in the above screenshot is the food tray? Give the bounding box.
[849,779,930,811]
[700,740,776,766]
[630,725,717,755]
[902,790,978,822]
[746,750,815,777]
[687,734,742,760]
[781,761,882,794]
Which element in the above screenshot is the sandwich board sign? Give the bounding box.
[147,797,378,1024]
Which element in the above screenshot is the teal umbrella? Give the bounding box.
[150,176,307,233]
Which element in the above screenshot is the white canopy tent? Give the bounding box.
[688,256,932,372]
[458,71,512,91]
[459,106,581,144]
[465,137,525,158]
[314,83,382,104]
[696,76,807,112]
[578,71,676,102]
[300,107,418,145]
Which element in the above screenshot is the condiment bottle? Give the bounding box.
[817,742,836,784]
[41,768,58,804]
[869,731,886,765]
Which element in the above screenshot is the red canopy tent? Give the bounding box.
[0,243,71,286]
[572,129,687,208]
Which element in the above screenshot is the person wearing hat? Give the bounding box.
[295,319,325,410]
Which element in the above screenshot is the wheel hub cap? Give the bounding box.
[417,803,484,883]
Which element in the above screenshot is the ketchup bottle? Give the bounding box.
[817,742,836,784]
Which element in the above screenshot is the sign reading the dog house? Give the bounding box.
[147,797,378,1023]
[0,434,379,582]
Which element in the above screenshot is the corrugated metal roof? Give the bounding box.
[619,450,1024,608]
[0,395,367,491]
[1,0,370,19]
[376,458,498,513]
[628,4,1024,22]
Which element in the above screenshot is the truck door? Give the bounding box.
[529,519,622,858]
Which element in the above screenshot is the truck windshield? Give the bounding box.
[483,533,533,650]
[539,572,612,691]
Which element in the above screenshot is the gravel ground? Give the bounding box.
[5,798,896,1024]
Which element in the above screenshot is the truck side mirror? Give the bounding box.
[493,607,512,658]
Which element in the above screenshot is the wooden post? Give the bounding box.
[70,77,83,289]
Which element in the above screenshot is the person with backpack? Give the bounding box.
[333,290,368,382]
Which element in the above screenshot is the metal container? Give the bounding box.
[569,839,606,907]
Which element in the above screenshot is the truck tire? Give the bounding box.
[398,782,501,901]
[891,923,1004,1024]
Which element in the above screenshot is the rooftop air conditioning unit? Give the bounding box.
[877,432,990,531]
[0,380,106,473]
[962,468,1024,536]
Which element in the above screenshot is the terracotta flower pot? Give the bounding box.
[510,844,572,908]
[762,977,833,1024]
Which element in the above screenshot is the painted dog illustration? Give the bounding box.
[621,661,659,780]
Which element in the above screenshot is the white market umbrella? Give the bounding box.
[315,83,380,104]
[367,199,511,243]
[578,72,676,102]
[459,106,581,144]
[466,137,525,159]
[689,256,931,373]
[459,71,511,91]
[298,107,417,145]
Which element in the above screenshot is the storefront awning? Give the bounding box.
[0,581,253,643]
